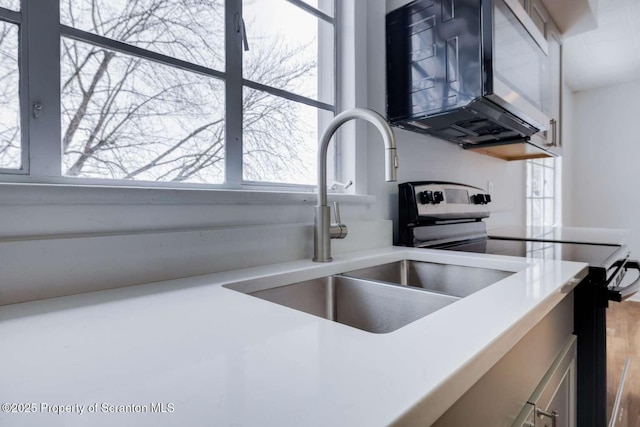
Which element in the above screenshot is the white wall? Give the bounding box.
[0,183,389,305]
[364,1,526,238]
[560,81,575,225]
[566,79,640,256]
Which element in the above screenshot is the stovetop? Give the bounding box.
[488,226,630,247]
[434,238,626,270]
[397,181,631,273]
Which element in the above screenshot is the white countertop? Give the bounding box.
[0,247,588,426]
[488,225,631,246]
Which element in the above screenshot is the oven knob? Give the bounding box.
[484,194,491,203]
[471,194,484,204]
[433,191,444,204]
[419,191,434,204]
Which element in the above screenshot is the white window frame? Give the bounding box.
[0,3,28,175]
[526,157,561,227]
[0,0,339,193]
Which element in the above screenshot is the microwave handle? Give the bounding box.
[610,260,640,301]
[544,118,557,147]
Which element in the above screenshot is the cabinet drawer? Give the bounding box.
[513,335,577,427]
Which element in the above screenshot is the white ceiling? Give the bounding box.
[564,0,640,91]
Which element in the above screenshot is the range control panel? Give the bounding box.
[399,181,492,221]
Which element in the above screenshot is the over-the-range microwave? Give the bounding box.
[387,0,561,160]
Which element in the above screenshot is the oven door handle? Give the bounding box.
[611,260,640,301]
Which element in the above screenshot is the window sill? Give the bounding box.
[0,182,376,206]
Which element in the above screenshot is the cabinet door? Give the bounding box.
[530,0,549,38]
[512,336,577,427]
[535,357,576,427]
[513,402,536,427]
[534,336,577,427]
[547,22,562,151]
[517,0,529,13]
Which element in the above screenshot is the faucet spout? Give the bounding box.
[313,108,398,262]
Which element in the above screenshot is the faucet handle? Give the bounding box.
[330,202,348,239]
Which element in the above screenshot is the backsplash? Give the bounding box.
[0,220,391,306]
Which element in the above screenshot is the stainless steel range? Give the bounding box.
[397,181,640,427]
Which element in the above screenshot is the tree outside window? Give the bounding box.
[0,0,336,187]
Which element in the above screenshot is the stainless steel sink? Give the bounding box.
[225,275,458,333]
[342,260,514,298]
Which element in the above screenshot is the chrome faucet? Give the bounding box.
[313,108,398,262]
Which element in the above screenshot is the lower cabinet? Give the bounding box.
[513,336,577,427]
[431,294,575,426]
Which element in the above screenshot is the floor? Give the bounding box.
[606,300,640,426]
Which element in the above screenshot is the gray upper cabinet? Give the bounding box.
[517,0,528,12]
[516,0,550,38]
[516,0,563,156]
[530,0,549,38]
[547,21,563,152]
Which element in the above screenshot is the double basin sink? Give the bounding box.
[225,260,513,334]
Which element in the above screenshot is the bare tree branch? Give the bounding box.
[47,0,324,184]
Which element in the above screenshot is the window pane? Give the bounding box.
[0,1,19,11]
[61,39,225,183]
[60,0,224,71]
[531,163,543,197]
[532,199,542,226]
[0,21,20,169]
[526,161,532,197]
[544,199,555,226]
[243,87,332,185]
[243,0,335,104]
[544,165,554,198]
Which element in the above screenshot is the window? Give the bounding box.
[525,157,560,260]
[241,0,335,185]
[0,0,336,188]
[0,2,21,171]
[526,157,558,227]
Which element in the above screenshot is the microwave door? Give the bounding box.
[488,78,550,132]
